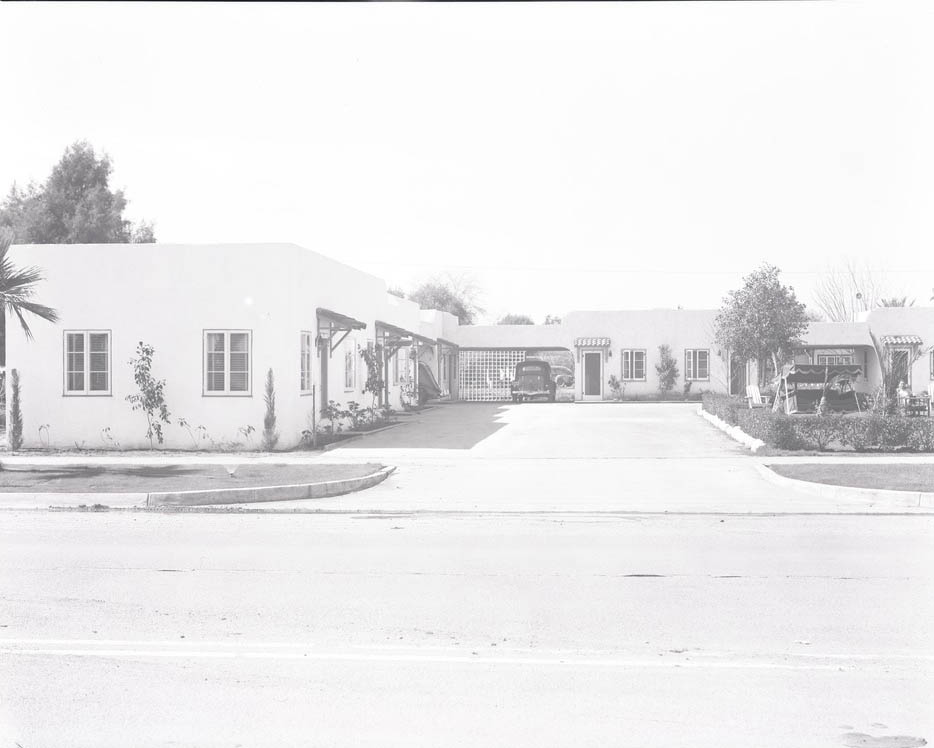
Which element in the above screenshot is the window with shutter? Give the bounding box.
[685,349,710,381]
[620,349,646,381]
[64,331,110,395]
[204,330,252,395]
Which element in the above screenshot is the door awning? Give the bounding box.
[317,308,367,356]
[375,320,436,349]
[575,337,611,348]
[880,334,923,346]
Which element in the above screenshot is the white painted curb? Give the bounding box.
[697,406,765,453]
[754,462,934,509]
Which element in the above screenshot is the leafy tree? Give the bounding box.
[0,229,60,361]
[655,344,679,394]
[715,264,809,382]
[262,369,279,450]
[0,141,156,244]
[126,342,171,448]
[544,314,562,325]
[408,276,483,325]
[498,313,534,325]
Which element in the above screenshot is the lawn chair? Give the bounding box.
[745,384,769,409]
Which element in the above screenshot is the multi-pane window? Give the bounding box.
[816,354,854,365]
[300,332,313,393]
[64,331,111,395]
[685,349,710,381]
[621,349,646,381]
[344,343,355,390]
[204,330,251,395]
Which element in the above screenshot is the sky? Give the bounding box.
[2,1,933,324]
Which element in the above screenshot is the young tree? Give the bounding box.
[8,369,23,451]
[543,314,562,325]
[126,342,171,448]
[715,264,809,382]
[0,141,156,244]
[408,275,483,325]
[498,313,534,325]
[655,344,680,394]
[262,369,279,450]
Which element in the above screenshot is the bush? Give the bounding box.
[701,393,934,452]
[262,369,279,450]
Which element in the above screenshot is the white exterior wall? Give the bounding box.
[561,310,730,399]
[5,243,416,450]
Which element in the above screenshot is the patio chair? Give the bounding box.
[745,385,769,409]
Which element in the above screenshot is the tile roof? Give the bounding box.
[880,334,923,345]
[575,337,611,347]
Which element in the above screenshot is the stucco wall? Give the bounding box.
[5,243,428,450]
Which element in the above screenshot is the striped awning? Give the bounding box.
[575,337,611,347]
[880,335,923,346]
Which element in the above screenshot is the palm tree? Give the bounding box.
[0,229,59,342]
[877,296,914,308]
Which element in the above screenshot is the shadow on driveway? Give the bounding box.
[344,403,509,450]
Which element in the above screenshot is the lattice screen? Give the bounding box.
[457,350,526,401]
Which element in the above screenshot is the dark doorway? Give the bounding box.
[730,355,747,396]
[583,352,602,398]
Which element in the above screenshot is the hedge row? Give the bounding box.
[701,393,934,452]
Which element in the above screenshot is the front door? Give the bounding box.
[583,351,603,400]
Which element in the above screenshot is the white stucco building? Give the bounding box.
[4,242,933,449]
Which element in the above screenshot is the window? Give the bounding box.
[344,342,355,390]
[204,330,251,395]
[685,349,710,381]
[816,354,854,366]
[621,349,646,381]
[64,331,111,395]
[300,332,313,393]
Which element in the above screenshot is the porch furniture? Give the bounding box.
[745,385,768,409]
[777,363,864,414]
[900,395,931,418]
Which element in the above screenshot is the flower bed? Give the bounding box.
[701,393,934,452]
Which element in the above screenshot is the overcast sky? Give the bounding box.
[2,1,932,324]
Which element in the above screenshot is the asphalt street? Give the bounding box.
[1,405,932,747]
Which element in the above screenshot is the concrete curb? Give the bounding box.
[754,462,934,509]
[146,465,397,507]
[697,406,765,453]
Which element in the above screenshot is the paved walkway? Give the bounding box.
[3,403,932,513]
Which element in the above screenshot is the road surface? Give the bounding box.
[1,509,932,747]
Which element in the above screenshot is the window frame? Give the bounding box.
[202,329,253,397]
[300,331,314,395]
[620,349,647,381]
[685,348,710,382]
[816,354,854,366]
[63,330,112,397]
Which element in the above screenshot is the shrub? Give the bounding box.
[262,369,279,450]
[126,342,171,448]
[9,369,23,451]
[655,345,679,394]
[607,375,625,401]
[702,393,934,452]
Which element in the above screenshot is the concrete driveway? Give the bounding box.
[282,402,897,514]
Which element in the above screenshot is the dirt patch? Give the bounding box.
[0,463,383,493]
[768,464,934,493]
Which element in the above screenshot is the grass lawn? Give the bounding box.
[0,463,383,493]
[768,463,934,493]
